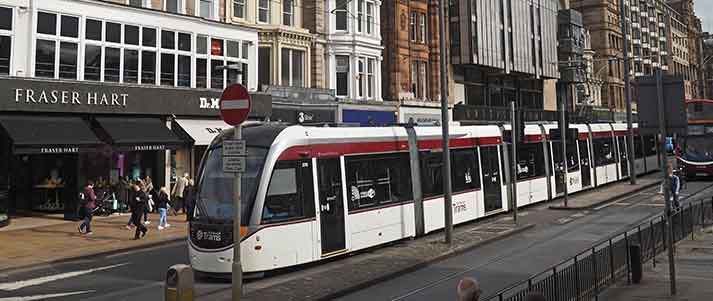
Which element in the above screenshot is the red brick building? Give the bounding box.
[381,0,442,108]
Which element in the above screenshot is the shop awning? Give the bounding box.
[173,119,232,146]
[94,117,184,152]
[0,115,103,154]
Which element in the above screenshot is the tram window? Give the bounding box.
[420,151,444,198]
[261,160,315,224]
[345,153,412,210]
[634,136,645,159]
[592,138,616,166]
[451,149,481,192]
[552,141,580,172]
[516,143,546,180]
[643,135,657,156]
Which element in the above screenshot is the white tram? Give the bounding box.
[188,122,661,275]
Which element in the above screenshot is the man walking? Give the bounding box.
[171,173,188,215]
[130,181,148,239]
[668,165,681,211]
[78,181,96,235]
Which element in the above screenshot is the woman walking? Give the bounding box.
[157,187,171,230]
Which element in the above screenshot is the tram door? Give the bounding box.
[317,158,346,255]
[579,140,592,188]
[481,146,503,212]
[618,136,629,177]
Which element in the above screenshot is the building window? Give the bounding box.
[258,0,270,23]
[411,61,417,96]
[366,2,374,34]
[128,0,145,7]
[419,62,427,99]
[357,0,363,33]
[124,49,139,83]
[335,1,347,31]
[336,55,349,97]
[283,0,294,26]
[419,13,426,43]
[233,0,245,18]
[0,6,13,75]
[84,45,101,81]
[105,47,121,82]
[35,12,80,79]
[258,47,271,89]
[141,50,156,84]
[166,0,182,13]
[367,58,374,99]
[199,0,214,19]
[281,48,304,87]
[357,59,365,98]
[410,11,416,42]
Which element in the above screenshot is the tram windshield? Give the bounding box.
[194,145,268,225]
[682,136,713,162]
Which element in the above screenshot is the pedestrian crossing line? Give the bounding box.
[0,263,128,291]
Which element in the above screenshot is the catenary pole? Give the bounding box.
[437,0,452,244]
[620,0,637,185]
[560,87,569,206]
[511,101,518,224]
[655,68,676,296]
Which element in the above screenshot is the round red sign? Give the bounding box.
[219,84,251,126]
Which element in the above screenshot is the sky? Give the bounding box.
[695,0,713,33]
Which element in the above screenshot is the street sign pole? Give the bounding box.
[232,126,242,301]
[656,68,676,296]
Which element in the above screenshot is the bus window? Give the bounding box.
[552,141,580,172]
[643,135,657,157]
[261,160,315,224]
[345,153,412,210]
[420,152,444,198]
[592,138,616,166]
[516,143,546,180]
[634,136,644,159]
[451,148,481,192]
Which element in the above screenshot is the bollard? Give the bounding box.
[629,244,643,284]
[165,264,194,301]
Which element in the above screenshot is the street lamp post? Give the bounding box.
[437,0,453,245]
[620,0,636,185]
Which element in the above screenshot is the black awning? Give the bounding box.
[94,117,184,152]
[0,115,103,154]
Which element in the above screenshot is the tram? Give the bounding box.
[188,121,660,276]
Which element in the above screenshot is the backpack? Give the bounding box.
[78,192,88,206]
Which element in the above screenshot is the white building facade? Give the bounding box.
[325,0,383,102]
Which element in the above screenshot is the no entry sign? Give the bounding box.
[220,84,251,126]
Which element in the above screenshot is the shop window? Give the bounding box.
[336,55,349,96]
[35,39,55,78]
[346,153,413,210]
[142,27,156,47]
[125,25,139,45]
[592,138,616,166]
[335,1,347,31]
[178,32,191,51]
[233,0,245,19]
[283,0,293,26]
[196,58,207,88]
[242,42,249,59]
[141,50,156,84]
[451,149,481,192]
[0,7,12,76]
[196,35,207,54]
[211,59,224,89]
[60,16,78,38]
[37,12,56,35]
[420,151,444,198]
[104,47,121,82]
[516,143,546,181]
[162,30,175,49]
[258,0,269,23]
[84,45,101,81]
[124,49,139,83]
[160,53,175,86]
[58,42,77,79]
[0,7,11,31]
[227,40,239,58]
[211,38,223,56]
[261,160,315,224]
[105,22,121,43]
[177,55,190,87]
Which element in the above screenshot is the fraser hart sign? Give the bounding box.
[15,88,129,107]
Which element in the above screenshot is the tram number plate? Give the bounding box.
[223,157,246,173]
[223,140,246,157]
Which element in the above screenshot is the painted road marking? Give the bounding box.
[0,290,95,300]
[0,263,128,291]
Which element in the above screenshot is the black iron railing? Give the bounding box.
[486,197,713,301]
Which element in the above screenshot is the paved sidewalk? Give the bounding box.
[550,175,660,210]
[601,226,713,300]
[0,212,187,272]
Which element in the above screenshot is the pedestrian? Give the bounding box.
[668,165,681,210]
[457,277,481,301]
[171,173,188,215]
[184,179,195,222]
[157,187,171,230]
[143,181,152,225]
[524,291,546,301]
[130,181,148,239]
[78,180,97,235]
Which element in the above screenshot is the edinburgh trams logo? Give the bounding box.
[196,230,222,242]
